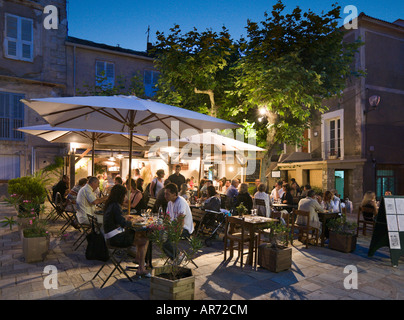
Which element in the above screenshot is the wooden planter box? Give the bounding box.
[150,266,195,300]
[23,235,49,263]
[328,232,357,253]
[258,244,292,273]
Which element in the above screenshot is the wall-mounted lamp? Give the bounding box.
[364,95,381,114]
[313,131,318,137]
[70,142,78,153]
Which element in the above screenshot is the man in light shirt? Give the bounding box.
[76,177,107,224]
[270,181,284,202]
[297,189,324,232]
[163,183,194,259]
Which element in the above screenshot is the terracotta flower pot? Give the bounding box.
[150,266,195,300]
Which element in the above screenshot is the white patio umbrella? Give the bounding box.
[21,95,240,211]
[17,124,149,176]
[177,131,265,188]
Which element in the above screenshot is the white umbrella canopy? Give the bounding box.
[177,131,265,186]
[17,124,149,147]
[21,95,241,212]
[21,96,240,135]
[17,124,150,176]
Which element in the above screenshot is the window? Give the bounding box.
[0,155,20,180]
[95,61,115,88]
[0,92,25,140]
[144,70,159,97]
[4,14,33,61]
[321,110,344,160]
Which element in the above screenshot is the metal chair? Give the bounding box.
[88,214,133,288]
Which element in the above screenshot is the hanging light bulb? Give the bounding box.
[116,152,124,160]
[108,150,116,162]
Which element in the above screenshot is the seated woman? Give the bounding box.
[179,183,190,201]
[322,190,340,212]
[254,183,271,217]
[103,184,150,277]
[124,179,146,214]
[235,183,253,214]
[204,186,221,212]
[361,191,378,221]
[281,183,294,210]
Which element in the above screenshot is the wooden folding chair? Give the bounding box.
[291,209,319,249]
[254,198,267,217]
[223,216,258,268]
[356,206,376,236]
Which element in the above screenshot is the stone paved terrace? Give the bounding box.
[1,202,404,301]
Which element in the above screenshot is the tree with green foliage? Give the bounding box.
[152,25,243,119]
[152,1,363,176]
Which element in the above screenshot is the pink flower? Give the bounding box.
[29,220,33,225]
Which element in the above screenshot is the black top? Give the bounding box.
[281,191,294,205]
[53,180,68,201]
[154,188,168,212]
[168,173,186,191]
[130,190,147,214]
[103,202,131,234]
[235,192,253,214]
[204,196,221,212]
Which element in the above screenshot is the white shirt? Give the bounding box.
[254,191,271,217]
[270,187,284,200]
[76,184,97,224]
[166,195,194,234]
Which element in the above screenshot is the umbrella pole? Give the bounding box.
[127,128,134,214]
[198,145,203,197]
[91,133,95,176]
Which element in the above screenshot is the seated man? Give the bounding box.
[65,178,88,212]
[52,175,70,204]
[163,183,194,260]
[76,177,108,224]
[297,189,324,232]
[225,179,239,209]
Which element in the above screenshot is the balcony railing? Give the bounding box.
[322,139,342,160]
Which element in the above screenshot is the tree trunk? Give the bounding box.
[194,88,217,117]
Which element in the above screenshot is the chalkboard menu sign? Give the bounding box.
[368,196,404,267]
[245,159,261,182]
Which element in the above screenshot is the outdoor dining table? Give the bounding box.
[231,215,278,266]
[318,211,339,247]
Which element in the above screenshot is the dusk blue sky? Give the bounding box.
[67,0,404,52]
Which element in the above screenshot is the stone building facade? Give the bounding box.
[271,14,404,210]
[0,0,155,197]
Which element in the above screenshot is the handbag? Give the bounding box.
[85,219,109,262]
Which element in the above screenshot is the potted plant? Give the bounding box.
[147,214,203,300]
[326,214,357,253]
[258,221,292,272]
[22,217,50,263]
[236,202,248,217]
[328,150,338,160]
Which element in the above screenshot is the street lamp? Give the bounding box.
[364,95,381,114]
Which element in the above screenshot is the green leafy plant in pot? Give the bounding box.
[236,202,248,217]
[22,217,50,263]
[258,221,292,272]
[147,214,203,300]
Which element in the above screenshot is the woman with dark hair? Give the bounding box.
[235,183,253,214]
[281,184,294,205]
[124,179,146,214]
[204,185,221,212]
[103,184,150,277]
